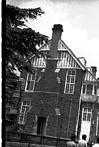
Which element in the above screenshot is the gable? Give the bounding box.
[32,39,85,70]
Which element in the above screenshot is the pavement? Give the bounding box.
[6,142,56,147]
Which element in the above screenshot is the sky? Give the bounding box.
[6,0,99,77]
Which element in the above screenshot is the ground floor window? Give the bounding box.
[96,116,99,136]
[82,107,92,122]
[18,101,31,125]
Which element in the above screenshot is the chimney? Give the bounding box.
[78,57,87,67]
[48,24,63,58]
[91,66,97,77]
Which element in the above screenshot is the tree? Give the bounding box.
[5,4,48,130]
[6,4,48,73]
[6,4,48,97]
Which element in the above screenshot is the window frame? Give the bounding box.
[64,70,76,94]
[82,107,92,122]
[82,84,97,95]
[86,84,93,95]
[18,101,31,125]
[82,84,87,94]
[93,85,97,95]
[96,116,99,136]
[25,72,36,92]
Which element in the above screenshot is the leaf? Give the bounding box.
[5,4,48,110]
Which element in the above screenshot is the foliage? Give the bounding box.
[5,4,48,126]
[6,4,48,74]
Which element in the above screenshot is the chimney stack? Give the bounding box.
[78,57,87,67]
[91,66,97,77]
[48,24,63,58]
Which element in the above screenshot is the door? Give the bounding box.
[37,117,46,135]
[80,107,92,141]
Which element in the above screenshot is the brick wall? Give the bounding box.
[90,103,99,142]
[20,67,84,139]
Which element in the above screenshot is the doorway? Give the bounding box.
[37,117,46,135]
[80,107,92,141]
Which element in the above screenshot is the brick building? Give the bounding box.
[14,24,99,142]
[77,66,99,142]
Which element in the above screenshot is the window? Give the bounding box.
[96,116,99,136]
[94,85,97,95]
[18,101,31,124]
[64,70,76,94]
[86,84,93,95]
[82,108,92,122]
[82,84,96,95]
[82,84,86,94]
[25,72,36,92]
[41,69,45,72]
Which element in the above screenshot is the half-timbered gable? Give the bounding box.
[32,39,85,70]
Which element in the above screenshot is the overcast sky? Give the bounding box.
[6,0,99,77]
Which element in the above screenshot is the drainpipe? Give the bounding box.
[75,71,86,138]
[75,95,82,136]
[17,78,23,130]
[67,97,73,138]
[55,74,61,137]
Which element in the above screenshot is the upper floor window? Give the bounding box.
[82,84,97,95]
[82,84,86,94]
[82,107,92,122]
[94,85,97,95]
[64,70,76,94]
[18,101,31,125]
[25,72,36,92]
[86,84,93,95]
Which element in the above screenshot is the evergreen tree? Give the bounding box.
[5,4,48,131]
[6,4,48,98]
[6,4,48,74]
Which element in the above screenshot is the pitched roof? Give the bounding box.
[39,39,86,70]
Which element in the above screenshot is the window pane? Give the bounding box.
[83,85,86,94]
[68,71,72,75]
[30,81,35,91]
[87,113,91,121]
[70,84,74,93]
[19,115,24,123]
[84,108,87,112]
[23,101,30,106]
[88,108,91,112]
[83,113,87,121]
[66,84,69,93]
[26,81,30,90]
[67,76,70,83]
[28,73,31,80]
[26,101,31,106]
[94,86,97,95]
[23,101,27,105]
[32,73,36,80]
[21,106,26,113]
[26,106,29,112]
[71,76,75,83]
[71,70,75,75]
